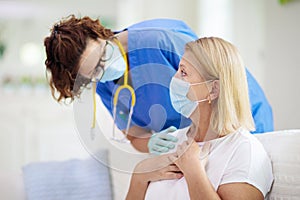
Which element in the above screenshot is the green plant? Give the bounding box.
[0,42,5,59]
[279,0,295,5]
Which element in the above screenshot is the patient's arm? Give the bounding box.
[125,172,149,200]
[125,154,183,200]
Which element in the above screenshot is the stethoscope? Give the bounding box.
[90,38,136,143]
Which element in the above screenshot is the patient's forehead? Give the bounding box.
[181,52,199,69]
[181,52,205,80]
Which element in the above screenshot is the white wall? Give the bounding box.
[232,0,266,86]
[116,0,198,31]
[197,0,266,101]
[231,0,300,130]
[264,0,300,130]
[0,0,118,77]
[0,89,90,172]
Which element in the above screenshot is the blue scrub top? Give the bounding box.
[96,18,274,134]
[246,70,274,133]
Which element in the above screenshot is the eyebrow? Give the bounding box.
[179,63,187,70]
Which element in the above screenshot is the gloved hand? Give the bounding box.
[148,126,178,155]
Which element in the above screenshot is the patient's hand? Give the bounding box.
[169,139,210,175]
[133,154,183,184]
[126,155,183,200]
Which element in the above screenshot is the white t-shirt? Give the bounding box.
[145,128,274,200]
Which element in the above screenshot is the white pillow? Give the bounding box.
[255,130,300,200]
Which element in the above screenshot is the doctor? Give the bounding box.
[44,15,273,154]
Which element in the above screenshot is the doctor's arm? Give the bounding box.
[124,126,178,154]
[124,126,152,152]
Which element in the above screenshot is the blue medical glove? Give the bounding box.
[148,126,178,155]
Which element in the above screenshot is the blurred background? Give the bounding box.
[0,0,299,198]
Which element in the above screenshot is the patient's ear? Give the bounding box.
[209,80,219,100]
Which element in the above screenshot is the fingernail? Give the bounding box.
[170,126,177,131]
[162,147,169,152]
[177,173,183,178]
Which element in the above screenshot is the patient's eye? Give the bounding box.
[180,68,187,77]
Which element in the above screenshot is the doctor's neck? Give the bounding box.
[114,31,128,53]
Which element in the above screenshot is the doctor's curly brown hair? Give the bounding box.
[44,15,114,103]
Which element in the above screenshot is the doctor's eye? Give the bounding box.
[100,41,114,62]
[92,66,101,76]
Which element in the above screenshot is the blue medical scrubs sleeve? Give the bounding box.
[246,69,274,133]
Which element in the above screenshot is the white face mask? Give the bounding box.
[99,43,126,83]
[169,77,212,118]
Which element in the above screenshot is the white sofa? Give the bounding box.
[255,130,300,199]
[1,129,300,200]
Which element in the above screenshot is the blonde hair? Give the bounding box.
[185,37,255,135]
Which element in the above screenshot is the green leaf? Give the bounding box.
[0,43,5,59]
[279,0,294,5]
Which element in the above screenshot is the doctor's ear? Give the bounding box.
[209,80,220,101]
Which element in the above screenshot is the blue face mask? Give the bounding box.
[169,77,212,118]
[100,44,126,83]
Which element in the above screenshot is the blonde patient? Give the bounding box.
[125,37,273,200]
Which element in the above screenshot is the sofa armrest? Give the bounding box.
[255,130,300,199]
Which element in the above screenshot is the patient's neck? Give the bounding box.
[189,123,219,142]
[189,106,219,142]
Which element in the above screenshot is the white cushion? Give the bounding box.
[255,130,300,200]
